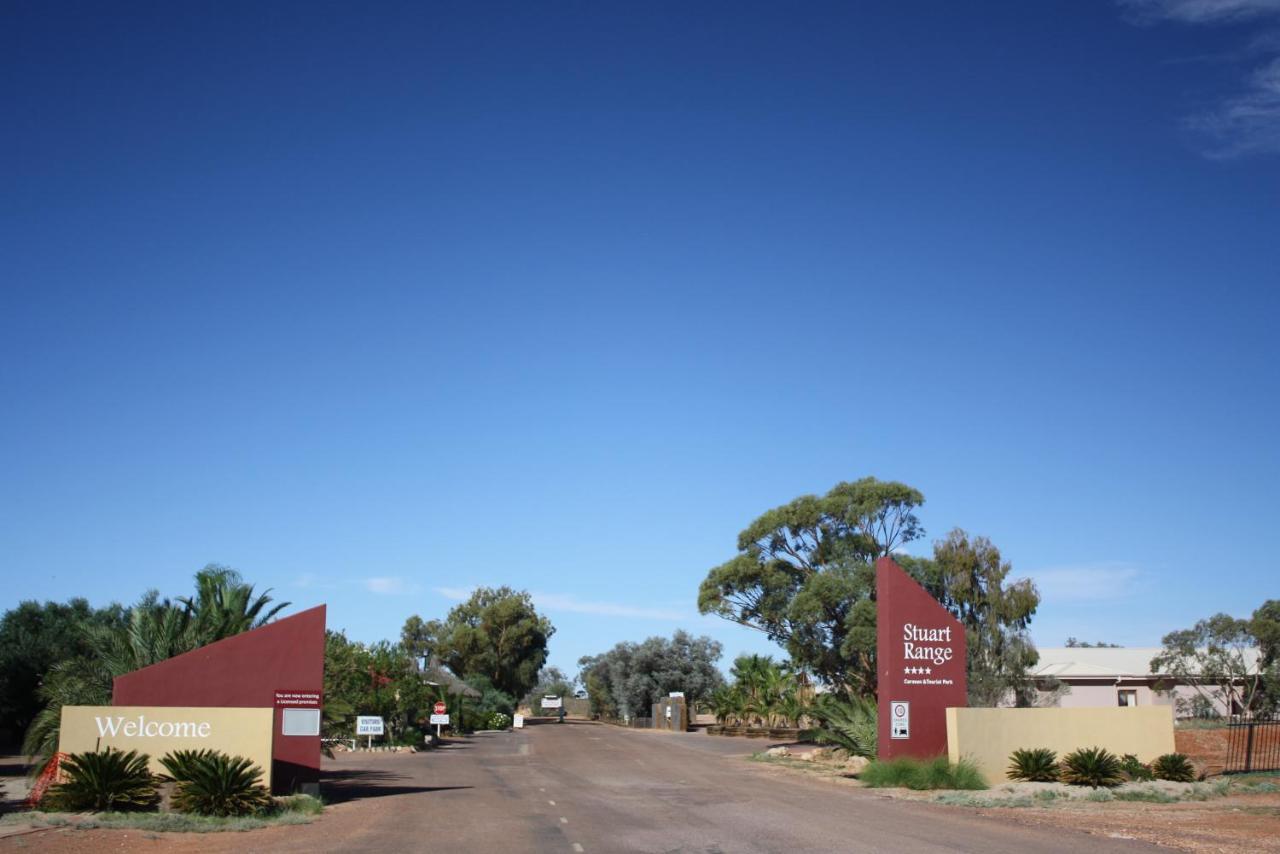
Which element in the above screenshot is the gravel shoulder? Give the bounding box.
[751,752,1280,853]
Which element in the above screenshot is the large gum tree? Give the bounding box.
[697,477,925,695]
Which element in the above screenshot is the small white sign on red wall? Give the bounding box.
[890,701,910,740]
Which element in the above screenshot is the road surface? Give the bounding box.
[5,720,1162,853]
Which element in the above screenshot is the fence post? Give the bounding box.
[1244,721,1256,773]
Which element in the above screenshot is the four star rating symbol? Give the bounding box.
[903,666,933,675]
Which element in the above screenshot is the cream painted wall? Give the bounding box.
[946,706,1175,785]
[59,706,275,788]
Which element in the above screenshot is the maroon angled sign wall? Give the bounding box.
[876,557,967,760]
[113,605,326,794]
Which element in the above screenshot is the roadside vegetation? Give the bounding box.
[696,476,1044,706]
[9,792,323,833]
[578,630,725,722]
[1006,747,1201,787]
[328,587,556,746]
[6,566,288,763]
[2,568,557,781]
[1,745,325,832]
[860,757,987,790]
[705,655,808,733]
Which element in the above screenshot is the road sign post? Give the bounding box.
[356,715,384,749]
[431,701,449,738]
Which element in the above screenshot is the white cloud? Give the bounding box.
[1188,56,1280,155]
[531,592,689,621]
[364,576,420,595]
[1022,562,1143,603]
[432,586,689,620]
[291,572,318,589]
[1119,1,1280,156]
[1121,0,1280,24]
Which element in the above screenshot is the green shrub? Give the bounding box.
[45,748,158,812]
[487,712,512,730]
[804,693,877,759]
[171,753,271,817]
[860,756,987,790]
[1119,753,1154,782]
[158,749,217,782]
[1007,748,1059,782]
[1060,747,1124,788]
[1151,753,1196,783]
[273,794,324,815]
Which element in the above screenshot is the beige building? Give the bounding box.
[1026,647,1262,717]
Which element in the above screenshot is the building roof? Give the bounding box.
[422,656,483,698]
[1030,647,1262,679]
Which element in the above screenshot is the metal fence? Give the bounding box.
[1225,714,1280,773]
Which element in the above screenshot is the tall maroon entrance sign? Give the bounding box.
[876,558,966,760]
[113,605,325,794]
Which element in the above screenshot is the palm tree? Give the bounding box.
[807,691,878,758]
[709,686,735,726]
[180,565,288,646]
[24,568,289,763]
[757,663,789,727]
[776,689,807,729]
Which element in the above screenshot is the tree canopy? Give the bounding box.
[0,599,125,737]
[578,630,724,720]
[698,479,1042,702]
[697,477,924,691]
[524,666,574,708]
[1151,606,1278,716]
[911,530,1041,706]
[1065,638,1122,648]
[20,566,290,760]
[418,587,554,700]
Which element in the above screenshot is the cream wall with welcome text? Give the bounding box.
[59,706,274,788]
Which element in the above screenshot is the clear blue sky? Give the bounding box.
[3,1,1277,679]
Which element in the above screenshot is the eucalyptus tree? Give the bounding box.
[414,587,554,700]
[698,477,925,693]
[911,530,1040,707]
[1152,602,1280,715]
[578,631,724,720]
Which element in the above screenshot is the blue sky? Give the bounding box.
[3,1,1277,679]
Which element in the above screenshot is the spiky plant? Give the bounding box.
[1007,748,1059,782]
[45,748,158,811]
[1151,753,1196,783]
[171,752,271,817]
[23,569,288,765]
[158,749,218,782]
[1060,747,1124,788]
[805,692,877,758]
[1119,753,1154,782]
[776,690,808,729]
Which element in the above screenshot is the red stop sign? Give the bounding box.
[433,701,447,715]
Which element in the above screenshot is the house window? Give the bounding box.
[1118,689,1137,707]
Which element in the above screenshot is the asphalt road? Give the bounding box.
[4,721,1165,853]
